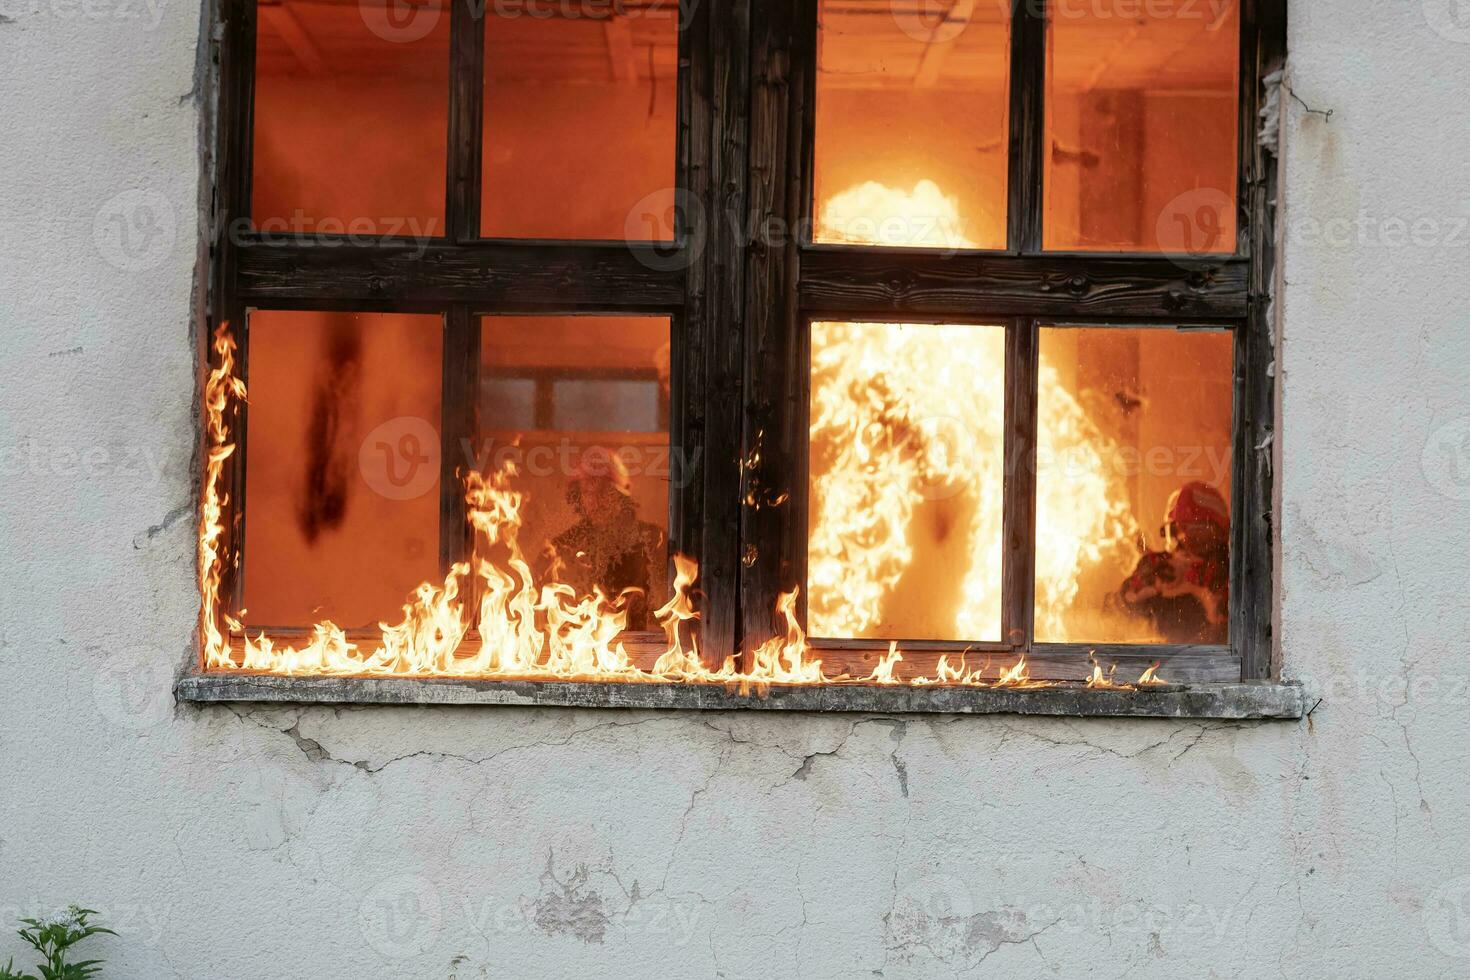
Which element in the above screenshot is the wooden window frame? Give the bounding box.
[202,0,1286,685]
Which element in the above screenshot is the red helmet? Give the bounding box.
[1167,482,1229,531]
[1163,481,1229,555]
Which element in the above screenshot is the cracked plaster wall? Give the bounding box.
[3,1,1470,976]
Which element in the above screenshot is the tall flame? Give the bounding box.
[807,180,1140,642]
[199,327,246,666]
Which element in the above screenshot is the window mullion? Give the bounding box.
[1002,315,1039,651]
[438,306,478,574]
[1006,0,1046,253]
[1233,0,1285,680]
[445,0,484,243]
[738,0,813,666]
[678,0,751,668]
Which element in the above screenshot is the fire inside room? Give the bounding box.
[203,0,1244,688]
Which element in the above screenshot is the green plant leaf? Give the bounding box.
[0,956,40,980]
[5,907,108,980]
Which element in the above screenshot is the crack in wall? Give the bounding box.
[221,704,678,775]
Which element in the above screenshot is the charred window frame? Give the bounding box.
[734,0,1284,684]
[205,0,705,652]
[202,0,1286,682]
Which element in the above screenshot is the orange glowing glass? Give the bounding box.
[482,5,678,240]
[1035,326,1234,644]
[814,0,1010,249]
[478,315,672,631]
[241,311,444,630]
[252,0,449,237]
[1044,0,1240,252]
[806,320,1006,642]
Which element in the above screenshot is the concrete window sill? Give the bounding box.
[176,673,1305,720]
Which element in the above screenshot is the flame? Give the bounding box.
[1085,658,1123,689]
[1137,663,1167,686]
[198,328,847,688]
[199,326,246,668]
[869,642,905,684]
[994,656,1031,688]
[196,184,1173,692]
[807,180,1140,643]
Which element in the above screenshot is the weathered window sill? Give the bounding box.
[176,673,1305,720]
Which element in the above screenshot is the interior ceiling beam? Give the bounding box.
[913,0,973,88]
[258,3,327,76]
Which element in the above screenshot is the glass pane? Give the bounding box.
[807,321,1005,641]
[480,377,538,431]
[482,5,678,240]
[814,0,1010,249]
[252,0,448,236]
[551,379,661,432]
[242,311,443,629]
[1035,327,1233,644]
[1044,0,1240,252]
[478,316,672,630]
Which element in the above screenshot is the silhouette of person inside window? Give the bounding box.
[1114,481,1230,644]
[542,448,666,631]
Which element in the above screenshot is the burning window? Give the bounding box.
[197,0,1278,700]
[807,319,1007,643]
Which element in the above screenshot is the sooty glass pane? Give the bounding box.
[242,310,443,630]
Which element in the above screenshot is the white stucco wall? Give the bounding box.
[3,1,1470,976]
